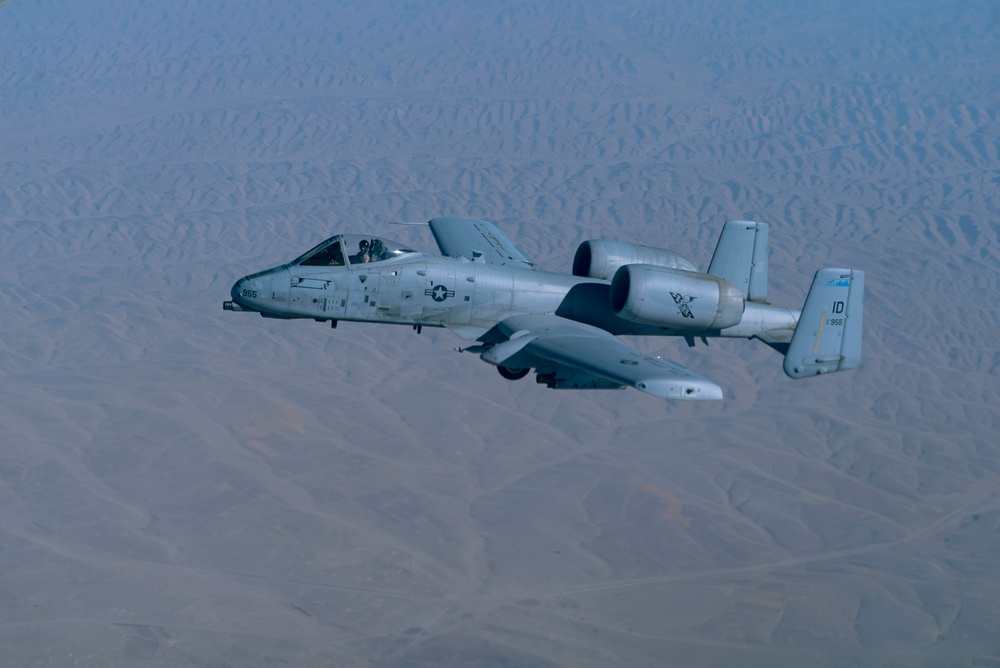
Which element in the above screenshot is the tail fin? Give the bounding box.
[708,220,769,302]
[784,268,864,379]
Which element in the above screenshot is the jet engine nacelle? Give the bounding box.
[611,264,745,330]
[573,240,697,281]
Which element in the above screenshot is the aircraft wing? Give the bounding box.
[484,314,723,400]
[428,217,534,268]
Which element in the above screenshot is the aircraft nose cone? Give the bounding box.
[231,277,247,303]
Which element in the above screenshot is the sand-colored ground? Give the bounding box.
[2,1,998,666]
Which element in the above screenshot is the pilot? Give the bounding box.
[352,239,371,263]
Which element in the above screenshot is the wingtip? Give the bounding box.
[636,378,724,401]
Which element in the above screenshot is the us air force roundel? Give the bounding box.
[425,285,456,302]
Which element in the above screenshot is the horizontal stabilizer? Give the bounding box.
[784,268,864,378]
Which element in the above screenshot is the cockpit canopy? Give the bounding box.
[292,234,417,267]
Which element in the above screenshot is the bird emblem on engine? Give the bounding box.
[670,292,696,319]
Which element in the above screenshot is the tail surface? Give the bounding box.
[784,268,864,378]
[708,220,769,303]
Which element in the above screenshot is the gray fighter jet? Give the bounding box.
[224,218,863,400]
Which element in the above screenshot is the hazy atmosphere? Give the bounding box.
[2,1,999,665]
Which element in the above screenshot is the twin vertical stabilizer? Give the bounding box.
[708,220,769,303]
[783,268,864,378]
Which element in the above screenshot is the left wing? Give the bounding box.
[482,314,723,400]
[428,217,534,268]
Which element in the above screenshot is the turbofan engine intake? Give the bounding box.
[610,265,744,330]
[573,240,698,281]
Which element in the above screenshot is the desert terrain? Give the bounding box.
[1,1,998,666]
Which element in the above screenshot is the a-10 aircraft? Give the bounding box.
[224,217,863,400]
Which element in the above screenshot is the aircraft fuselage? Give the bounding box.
[229,251,797,342]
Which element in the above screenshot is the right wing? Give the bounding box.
[483,314,723,400]
[428,217,534,268]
